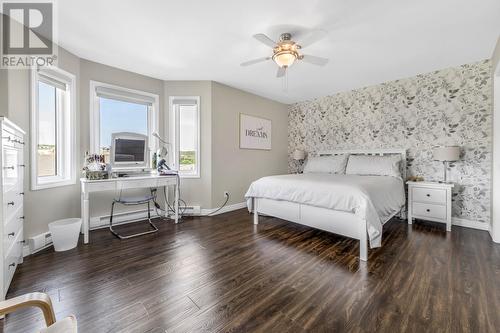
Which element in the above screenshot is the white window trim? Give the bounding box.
[89,80,159,157]
[30,67,77,191]
[168,96,201,178]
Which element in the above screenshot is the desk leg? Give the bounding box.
[163,186,169,218]
[174,180,179,223]
[81,192,90,244]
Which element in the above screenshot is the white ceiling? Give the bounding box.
[58,0,500,104]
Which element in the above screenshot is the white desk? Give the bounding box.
[80,174,179,244]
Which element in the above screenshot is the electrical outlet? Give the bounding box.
[224,191,229,197]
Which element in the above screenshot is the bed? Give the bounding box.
[245,149,407,261]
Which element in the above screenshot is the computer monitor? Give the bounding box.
[110,132,149,171]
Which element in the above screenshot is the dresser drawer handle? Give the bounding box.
[7,201,15,206]
[8,263,15,269]
[3,166,14,170]
[426,194,431,197]
[426,209,430,212]
[19,192,24,195]
[19,216,24,219]
[18,164,25,168]
[2,136,11,141]
[7,232,15,238]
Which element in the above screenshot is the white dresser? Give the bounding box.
[407,181,454,231]
[0,118,25,299]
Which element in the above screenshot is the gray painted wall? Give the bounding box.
[4,48,288,239]
[211,82,288,206]
[5,47,167,238]
[79,59,165,219]
[7,47,81,238]
[164,81,213,209]
[0,15,6,117]
[0,69,8,117]
[1,9,288,237]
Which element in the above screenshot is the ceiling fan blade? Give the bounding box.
[240,57,271,67]
[253,33,277,48]
[297,29,327,48]
[301,54,329,66]
[276,66,286,78]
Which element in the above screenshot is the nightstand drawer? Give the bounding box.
[412,187,446,204]
[412,202,447,220]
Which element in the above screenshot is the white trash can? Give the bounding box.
[49,218,82,252]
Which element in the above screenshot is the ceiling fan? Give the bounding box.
[240,31,329,78]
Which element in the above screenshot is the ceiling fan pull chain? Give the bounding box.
[282,68,288,92]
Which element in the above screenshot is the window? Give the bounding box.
[169,97,200,177]
[37,81,57,176]
[31,68,76,190]
[90,81,159,163]
[98,98,148,162]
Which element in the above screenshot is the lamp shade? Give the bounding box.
[292,149,306,160]
[433,146,460,161]
[273,51,297,67]
[157,146,168,157]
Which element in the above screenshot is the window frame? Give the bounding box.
[168,96,201,178]
[89,80,159,161]
[30,67,77,191]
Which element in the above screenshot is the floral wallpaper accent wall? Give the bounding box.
[288,60,492,224]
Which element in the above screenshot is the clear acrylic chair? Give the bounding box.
[109,190,158,239]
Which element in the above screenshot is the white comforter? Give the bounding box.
[245,174,405,248]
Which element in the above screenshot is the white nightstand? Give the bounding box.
[407,181,454,231]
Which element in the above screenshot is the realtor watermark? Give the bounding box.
[1,0,57,68]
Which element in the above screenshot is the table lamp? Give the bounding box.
[433,146,460,183]
[152,132,171,171]
[293,149,306,173]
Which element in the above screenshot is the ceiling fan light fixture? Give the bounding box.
[272,50,297,68]
[243,31,328,73]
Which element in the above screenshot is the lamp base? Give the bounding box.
[294,159,303,174]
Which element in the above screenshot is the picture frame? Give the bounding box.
[239,113,272,150]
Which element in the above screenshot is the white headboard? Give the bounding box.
[318,149,407,181]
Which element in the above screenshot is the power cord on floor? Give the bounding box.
[150,186,187,219]
[149,173,230,218]
[206,192,230,216]
[151,188,230,218]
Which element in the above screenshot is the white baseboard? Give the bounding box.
[451,217,489,231]
[23,244,30,257]
[89,202,247,230]
[201,202,247,216]
[23,243,53,257]
[489,227,500,243]
[90,208,163,230]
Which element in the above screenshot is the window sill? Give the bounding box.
[31,178,76,191]
[179,174,200,179]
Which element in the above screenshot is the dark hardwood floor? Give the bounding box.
[1,209,500,332]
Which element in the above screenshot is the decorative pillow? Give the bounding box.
[345,154,402,178]
[303,155,348,174]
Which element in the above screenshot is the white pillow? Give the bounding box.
[303,155,348,174]
[345,155,402,178]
